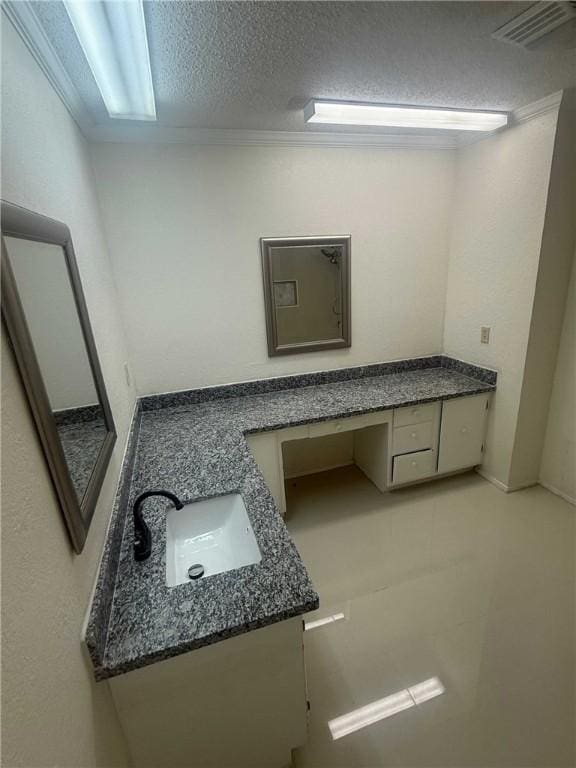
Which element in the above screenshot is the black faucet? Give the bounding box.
[133,490,183,561]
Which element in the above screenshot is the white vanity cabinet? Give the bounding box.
[109,617,308,768]
[246,393,490,504]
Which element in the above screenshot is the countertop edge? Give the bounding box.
[93,594,320,681]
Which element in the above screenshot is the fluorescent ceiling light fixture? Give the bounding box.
[328,677,445,740]
[304,100,508,132]
[63,0,156,121]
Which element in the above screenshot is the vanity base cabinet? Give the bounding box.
[437,394,489,475]
[109,617,307,768]
[246,394,491,504]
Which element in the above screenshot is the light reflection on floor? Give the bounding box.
[328,677,445,740]
[288,467,575,767]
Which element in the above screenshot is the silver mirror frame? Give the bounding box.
[1,200,117,553]
[260,235,351,356]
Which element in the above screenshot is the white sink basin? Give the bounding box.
[166,493,261,587]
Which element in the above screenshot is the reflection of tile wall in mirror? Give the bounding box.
[4,236,106,502]
[273,280,298,307]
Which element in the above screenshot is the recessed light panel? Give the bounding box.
[63,0,156,121]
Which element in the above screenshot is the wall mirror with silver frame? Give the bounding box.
[1,201,117,553]
[261,235,351,356]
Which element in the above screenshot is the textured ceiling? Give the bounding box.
[31,1,576,132]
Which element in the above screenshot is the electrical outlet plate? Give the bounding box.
[480,326,491,344]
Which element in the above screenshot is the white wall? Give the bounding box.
[91,142,455,394]
[1,19,132,768]
[509,94,575,488]
[443,111,558,488]
[539,250,576,504]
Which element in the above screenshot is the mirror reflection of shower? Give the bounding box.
[321,247,340,265]
[322,248,343,328]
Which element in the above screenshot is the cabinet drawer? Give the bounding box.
[393,402,436,427]
[392,421,434,456]
[308,411,387,438]
[276,424,310,443]
[392,450,436,484]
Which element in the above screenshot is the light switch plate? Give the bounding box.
[480,326,491,344]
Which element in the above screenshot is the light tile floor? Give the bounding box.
[287,467,575,768]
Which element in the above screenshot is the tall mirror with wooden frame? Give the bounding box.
[261,235,351,356]
[1,200,117,553]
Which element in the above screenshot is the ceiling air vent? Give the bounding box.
[492,1,576,48]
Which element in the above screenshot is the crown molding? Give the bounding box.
[455,90,564,148]
[85,123,459,149]
[510,90,563,125]
[2,1,93,133]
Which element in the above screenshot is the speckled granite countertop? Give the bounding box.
[86,356,496,680]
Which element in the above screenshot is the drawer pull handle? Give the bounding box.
[411,432,417,439]
[412,409,419,416]
[460,426,469,434]
[411,461,418,468]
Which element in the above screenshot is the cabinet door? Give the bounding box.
[437,394,489,475]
